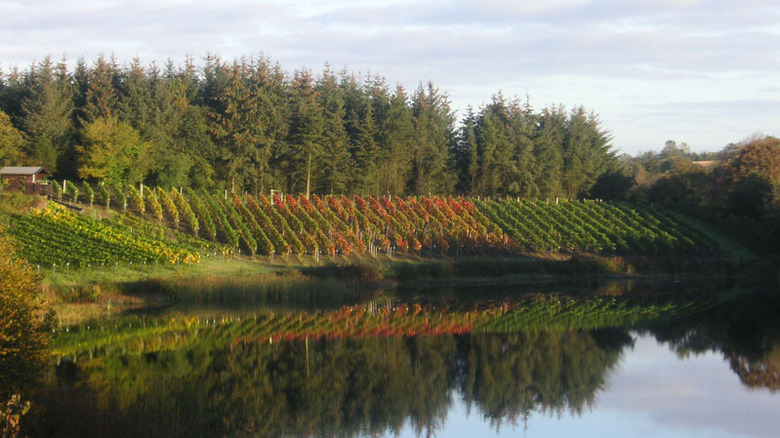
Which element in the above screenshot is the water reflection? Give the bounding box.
[33,331,629,437]
[26,282,780,437]
[648,291,780,391]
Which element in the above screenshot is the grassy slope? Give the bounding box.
[666,210,759,263]
[42,256,277,285]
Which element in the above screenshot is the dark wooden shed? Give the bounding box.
[0,166,51,195]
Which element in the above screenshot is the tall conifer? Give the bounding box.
[20,56,75,175]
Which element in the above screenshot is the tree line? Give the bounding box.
[616,136,780,254]
[0,54,615,198]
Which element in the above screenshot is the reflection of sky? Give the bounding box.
[393,334,780,438]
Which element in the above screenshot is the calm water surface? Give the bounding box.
[29,280,780,437]
[400,334,779,438]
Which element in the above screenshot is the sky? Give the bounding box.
[1,0,779,154]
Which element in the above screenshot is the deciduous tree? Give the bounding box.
[76,116,150,185]
[0,226,52,411]
[0,110,25,166]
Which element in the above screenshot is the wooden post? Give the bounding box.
[305,337,310,377]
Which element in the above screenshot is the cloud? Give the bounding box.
[298,0,780,84]
[1,0,778,153]
[3,0,777,79]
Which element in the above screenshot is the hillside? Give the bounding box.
[3,189,719,275]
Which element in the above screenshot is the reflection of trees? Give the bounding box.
[459,329,631,428]
[32,329,632,437]
[649,291,780,391]
[34,336,458,438]
[731,350,780,390]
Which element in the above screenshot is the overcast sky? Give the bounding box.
[1,0,778,154]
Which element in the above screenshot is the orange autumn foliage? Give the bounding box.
[0,226,53,401]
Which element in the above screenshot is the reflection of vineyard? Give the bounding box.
[53,295,714,357]
[9,190,717,269]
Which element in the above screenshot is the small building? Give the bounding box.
[693,160,719,169]
[0,166,51,195]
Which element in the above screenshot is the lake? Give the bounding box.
[25,279,780,437]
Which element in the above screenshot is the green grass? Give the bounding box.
[41,255,281,286]
[666,211,759,263]
[0,191,44,214]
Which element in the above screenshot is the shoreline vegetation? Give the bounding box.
[44,252,773,327]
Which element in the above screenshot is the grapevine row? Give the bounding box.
[17,181,719,262]
[159,194,716,257]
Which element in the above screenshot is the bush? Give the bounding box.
[0,226,53,433]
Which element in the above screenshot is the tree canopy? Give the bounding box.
[0,110,26,167]
[0,55,615,196]
[76,116,150,185]
[623,135,780,254]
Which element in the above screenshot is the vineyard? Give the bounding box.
[5,182,718,268]
[6,204,216,268]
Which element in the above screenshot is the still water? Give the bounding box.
[30,280,780,437]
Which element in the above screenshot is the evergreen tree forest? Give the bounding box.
[0,55,615,198]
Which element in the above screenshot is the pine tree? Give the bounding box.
[533,106,566,199]
[70,57,90,130]
[178,105,217,189]
[252,56,291,194]
[341,73,380,194]
[146,62,195,188]
[118,58,153,137]
[314,65,352,194]
[506,96,538,198]
[83,54,120,123]
[562,107,614,198]
[0,54,620,198]
[475,109,503,196]
[456,106,479,195]
[285,68,325,196]
[19,57,74,175]
[410,81,456,195]
[0,66,25,121]
[376,85,415,195]
[209,59,274,193]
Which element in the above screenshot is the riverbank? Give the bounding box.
[44,250,764,287]
[44,252,776,327]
